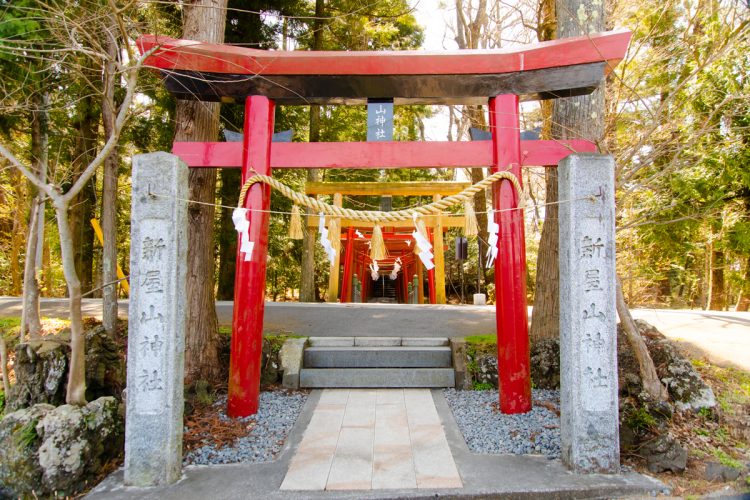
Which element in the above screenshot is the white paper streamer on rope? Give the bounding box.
[485,209,499,268]
[411,213,435,271]
[317,212,336,264]
[370,261,380,281]
[389,258,402,280]
[355,229,364,239]
[232,208,254,262]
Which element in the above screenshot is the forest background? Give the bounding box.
[1,0,748,319]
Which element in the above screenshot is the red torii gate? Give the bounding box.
[138,30,630,418]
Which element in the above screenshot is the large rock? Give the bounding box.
[639,433,687,473]
[0,403,54,497]
[85,325,126,401]
[8,338,69,411]
[530,338,560,390]
[0,397,122,497]
[8,327,126,412]
[629,320,716,412]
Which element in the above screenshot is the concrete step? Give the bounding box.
[304,346,452,368]
[307,336,449,347]
[299,368,455,388]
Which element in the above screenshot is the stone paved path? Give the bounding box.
[280,389,462,491]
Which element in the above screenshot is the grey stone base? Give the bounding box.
[304,346,452,368]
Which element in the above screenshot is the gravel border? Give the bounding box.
[184,390,308,465]
[444,388,561,457]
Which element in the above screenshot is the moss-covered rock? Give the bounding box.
[8,340,69,411]
[529,338,560,390]
[0,397,122,498]
[0,403,52,497]
[8,326,126,412]
[84,325,126,402]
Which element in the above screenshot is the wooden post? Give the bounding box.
[326,193,343,302]
[228,96,274,418]
[340,227,355,302]
[490,95,532,414]
[427,227,437,304]
[416,258,424,304]
[433,195,446,304]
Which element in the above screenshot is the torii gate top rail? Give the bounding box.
[137,30,630,105]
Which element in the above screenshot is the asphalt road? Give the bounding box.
[1,297,747,371]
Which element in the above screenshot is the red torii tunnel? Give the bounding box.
[138,30,630,418]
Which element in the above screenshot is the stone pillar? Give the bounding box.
[124,152,188,486]
[559,153,619,473]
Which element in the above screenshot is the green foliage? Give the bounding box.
[14,419,39,450]
[711,448,742,470]
[464,334,496,346]
[472,381,493,391]
[625,406,657,432]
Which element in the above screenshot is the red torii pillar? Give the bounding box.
[490,95,532,413]
[228,96,275,417]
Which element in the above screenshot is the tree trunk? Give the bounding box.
[0,336,9,400]
[531,0,605,340]
[177,0,228,386]
[616,278,668,401]
[68,94,98,296]
[736,256,750,312]
[101,33,119,336]
[22,92,49,340]
[300,0,326,303]
[9,170,25,296]
[21,202,42,340]
[217,168,240,300]
[708,249,726,310]
[56,199,87,405]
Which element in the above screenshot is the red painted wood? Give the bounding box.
[138,30,630,77]
[340,227,355,303]
[173,139,596,169]
[490,95,532,414]
[228,96,275,418]
[427,229,437,304]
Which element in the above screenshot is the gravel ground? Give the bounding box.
[184,390,308,465]
[444,388,561,457]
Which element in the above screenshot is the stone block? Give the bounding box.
[304,347,451,368]
[354,337,401,347]
[308,337,354,347]
[558,154,619,473]
[299,368,455,388]
[401,338,449,347]
[279,338,306,389]
[449,339,471,390]
[472,293,487,305]
[124,153,188,487]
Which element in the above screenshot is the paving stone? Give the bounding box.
[326,427,374,490]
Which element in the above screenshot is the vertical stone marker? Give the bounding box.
[559,153,619,473]
[125,152,188,486]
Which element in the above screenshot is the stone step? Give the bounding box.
[304,346,452,368]
[299,368,455,388]
[307,336,449,347]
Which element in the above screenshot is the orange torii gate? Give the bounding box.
[305,180,471,305]
[137,29,630,418]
